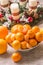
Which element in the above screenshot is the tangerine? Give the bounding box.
[29,39,37,47]
[24,34,29,42]
[0,39,7,54]
[35,31,43,42]
[5,33,12,44]
[32,26,40,34]
[27,29,35,38]
[11,33,16,42]
[27,43,32,49]
[0,26,8,39]
[16,33,24,41]
[11,52,22,62]
[11,40,21,50]
[11,25,18,34]
[22,24,31,35]
[21,41,27,49]
[18,24,23,33]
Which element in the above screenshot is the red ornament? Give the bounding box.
[0,13,3,18]
[28,17,33,22]
[9,15,13,21]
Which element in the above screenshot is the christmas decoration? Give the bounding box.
[8,15,13,21]
[0,1,43,29]
[0,8,7,25]
[0,13,3,18]
[28,17,33,22]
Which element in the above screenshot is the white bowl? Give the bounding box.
[18,43,40,52]
[8,42,40,52]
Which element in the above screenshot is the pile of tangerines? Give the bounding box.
[0,24,43,62]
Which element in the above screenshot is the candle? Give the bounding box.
[0,0,9,7]
[10,3,20,20]
[10,3,20,14]
[29,0,38,9]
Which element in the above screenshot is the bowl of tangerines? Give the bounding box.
[4,24,43,51]
[0,24,43,62]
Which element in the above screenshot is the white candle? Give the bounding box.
[10,3,20,14]
[29,0,37,7]
[10,3,20,20]
[0,0,9,6]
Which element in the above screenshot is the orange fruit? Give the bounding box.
[0,26,8,39]
[5,33,12,44]
[40,28,43,33]
[29,39,37,47]
[11,52,22,62]
[18,24,23,33]
[22,24,31,35]
[0,39,7,54]
[11,40,21,50]
[24,34,29,42]
[32,26,40,34]
[21,41,27,49]
[11,33,16,42]
[11,25,18,34]
[16,33,24,41]
[27,29,35,38]
[35,31,43,42]
[27,43,32,49]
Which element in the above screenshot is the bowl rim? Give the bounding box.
[8,42,40,52]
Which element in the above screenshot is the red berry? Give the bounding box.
[28,17,33,23]
[0,13,3,18]
[16,19,20,23]
[9,15,13,21]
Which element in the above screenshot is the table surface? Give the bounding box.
[0,0,43,65]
